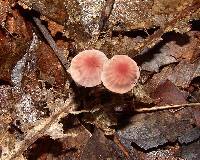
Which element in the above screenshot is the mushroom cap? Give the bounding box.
[101,55,140,94]
[69,49,108,87]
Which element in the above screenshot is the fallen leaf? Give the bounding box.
[151,80,187,105]
[117,109,195,150]
[0,9,32,83]
[141,47,177,72]
[180,140,200,160]
[80,129,125,160]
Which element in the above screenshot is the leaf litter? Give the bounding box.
[0,0,200,159]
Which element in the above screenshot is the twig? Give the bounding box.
[113,133,131,159]
[1,22,15,38]
[135,103,200,113]
[33,17,68,70]
[130,1,200,58]
[3,99,74,160]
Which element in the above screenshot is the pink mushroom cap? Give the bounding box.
[101,55,140,94]
[69,49,108,87]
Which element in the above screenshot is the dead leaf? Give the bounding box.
[80,129,125,160]
[0,9,32,83]
[151,80,187,105]
[181,140,200,160]
[117,109,196,150]
[168,60,200,88]
[141,47,177,72]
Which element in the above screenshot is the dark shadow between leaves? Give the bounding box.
[116,101,156,130]
[191,77,200,86]
[60,114,80,131]
[180,136,200,146]
[24,136,64,160]
[134,31,190,66]
[0,80,11,86]
[190,20,200,31]
[8,122,24,136]
[112,27,159,38]
[131,140,179,153]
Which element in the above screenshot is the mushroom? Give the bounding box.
[101,55,140,94]
[69,49,108,87]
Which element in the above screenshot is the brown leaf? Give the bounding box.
[80,129,125,160]
[193,108,200,127]
[47,20,64,37]
[0,0,10,24]
[145,59,200,94]
[19,0,92,45]
[168,60,200,88]
[132,84,154,104]
[18,0,69,25]
[141,31,200,72]
[141,49,177,72]
[110,0,194,31]
[36,42,68,91]
[165,31,200,62]
[83,108,117,135]
[0,85,15,135]
[151,80,187,105]
[0,9,32,83]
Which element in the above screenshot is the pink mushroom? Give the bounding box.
[101,55,140,94]
[69,49,108,87]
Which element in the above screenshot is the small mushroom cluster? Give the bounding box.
[68,49,140,94]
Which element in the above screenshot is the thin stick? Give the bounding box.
[135,103,200,113]
[4,99,74,160]
[33,17,68,70]
[113,133,131,159]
